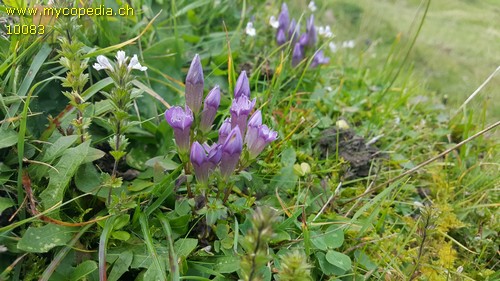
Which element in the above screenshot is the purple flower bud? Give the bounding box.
[185,54,204,114]
[234,71,250,99]
[246,124,278,159]
[218,118,232,144]
[292,43,304,67]
[164,106,194,153]
[245,110,262,148]
[230,96,256,136]
[220,127,243,178]
[278,3,290,32]
[190,141,222,184]
[200,86,221,133]
[276,28,287,46]
[310,50,330,68]
[288,19,298,44]
[305,15,317,47]
[299,33,309,47]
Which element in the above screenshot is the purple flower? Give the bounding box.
[164,106,194,153]
[288,19,298,45]
[310,50,330,68]
[299,33,309,47]
[292,43,304,67]
[305,15,317,47]
[218,118,232,144]
[276,28,287,46]
[246,124,278,159]
[245,110,262,148]
[230,95,256,135]
[185,54,204,114]
[190,141,222,184]
[234,71,250,99]
[220,127,243,178]
[278,3,290,33]
[200,86,221,133]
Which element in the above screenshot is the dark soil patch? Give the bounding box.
[316,126,385,180]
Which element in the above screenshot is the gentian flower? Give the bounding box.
[288,19,298,44]
[246,124,278,159]
[245,110,262,148]
[292,43,304,67]
[190,141,222,184]
[305,15,317,47]
[230,95,256,135]
[220,127,243,178]
[200,86,221,133]
[234,71,250,99]
[185,54,204,114]
[276,28,287,46]
[164,106,194,153]
[218,118,232,144]
[278,3,290,31]
[310,50,330,68]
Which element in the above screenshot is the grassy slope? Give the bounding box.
[326,0,500,119]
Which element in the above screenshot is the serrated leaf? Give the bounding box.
[70,260,97,281]
[174,238,198,258]
[325,250,352,272]
[39,141,90,216]
[0,128,17,149]
[17,224,76,253]
[108,250,133,281]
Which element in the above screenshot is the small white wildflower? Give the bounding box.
[269,16,279,29]
[342,40,355,48]
[128,55,148,71]
[326,86,333,92]
[329,42,338,53]
[93,55,113,71]
[115,50,128,66]
[308,1,317,12]
[47,0,55,5]
[0,245,7,253]
[318,26,333,38]
[456,266,464,274]
[245,22,256,37]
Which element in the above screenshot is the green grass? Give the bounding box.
[0,0,498,280]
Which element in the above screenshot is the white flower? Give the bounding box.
[245,22,256,37]
[269,16,279,29]
[0,245,7,253]
[456,266,463,274]
[115,50,128,66]
[413,201,425,209]
[318,25,334,38]
[329,42,338,53]
[93,55,113,71]
[308,1,317,12]
[342,40,355,48]
[47,0,54,5]
[128,54,148,71]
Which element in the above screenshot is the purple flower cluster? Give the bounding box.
[275,3,330,68]
[164,56,278,184]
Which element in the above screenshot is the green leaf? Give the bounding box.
[315,252,343,276]
[174,238,198,258]
[17,224,76,253]
[83,148,106,163]
[145,156,180,171]
[111,231,131,241]
[325,250,352,273]
[213,256,240,273]
[323,225,344,249]
[41,135,79,162]
[0,128,17,149]
[0,196,15,215]
[39,141,90,216]
[108,250,133,281]
[70,260,97,281]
